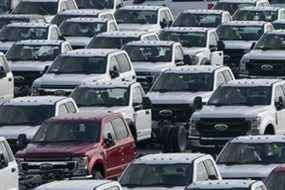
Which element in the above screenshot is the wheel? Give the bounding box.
[171,126,187,152]
[160,125,173,153]
[92,169,103,179]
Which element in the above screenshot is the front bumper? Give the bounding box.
[239,73,285,79]
[189,136,232,148]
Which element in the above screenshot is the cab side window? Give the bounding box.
[0,141,12,169]
[274,86,285,106]
[58,104,69,115]
[143,34,158,41]
[222,70,234,82]
[109,22,118,31]
[66,0,77,10]
[216,72,226,87]
[175,46,184,63]
[111,118,129,140]
[116,54,131,73]
[101,13,115,21]
[65,101,77,113]
[209,33,218,50]
[196,162,208,181]
[109,56,119,72]
[103,122,117,143]
[0,56,8,79]
[132,86,143,105]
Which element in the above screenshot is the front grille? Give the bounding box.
[21,161,77,173]
[196,118,251,138]
[25,157,71,162]
[152,104,193,122]
[13,71,43,86]
[246,59,285,76]
[224,49,245,65]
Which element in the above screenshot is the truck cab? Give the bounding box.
[160,27,225,65]
[71,81,152,142]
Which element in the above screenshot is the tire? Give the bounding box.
[171,126,187,152]
[92,169,103,179]
[161,125,173,153]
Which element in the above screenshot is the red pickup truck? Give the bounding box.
[16,111,136,179]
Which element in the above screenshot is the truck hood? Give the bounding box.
[0,125,40,140]
[218,164,277,179]
[10,61,52,72]
[118,24,160,32]
[65,37,91,47]
[183,47,206,56]
[0,41,14,53]
[35,74,106,86]
[133,62,171,73]
[18,142,97,158]
[245,50,285,60]
[79,106,130,114]
[223,41,255,50]
[123,187,185,190]
[193,105,270,118]
[148,91,212,104]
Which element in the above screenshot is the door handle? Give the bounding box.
[11,168,16,173]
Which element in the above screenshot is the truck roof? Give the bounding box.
[62,49,120,57]
[119,5,164,11]
[97,31,153,38]
[6,22,51,28]
[64,17,109,23]
[126,40,176,47]
[223,79,281,87]
[189,180,258,189]
[15,40,63,46]
[218,0,258,3]
[239,6,280,11]
[223,20,266,26]
[134,153,206,165]
[232,135,285,143]
[58,9,106,16]
[35,180,115,190]
[166,65,226,74]
[182,9,226,15]
[161,27,211,33]
[48,111,119,122]
[2,96,67,106]
[80,81,135,88]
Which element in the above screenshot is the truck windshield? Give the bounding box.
[208,86,272,106]
[173,13,222,28]
[88,37,138,49]
[13,1,58,15]
[217,25,264,41]
[52,14,99,26]
[213,2,254,15]
[266,170,285,190]
[0,105,54,126]
[60,21,107,37]
[48,56,107,74]
[120,164,193,187]
[160,31,206,48]
[233,10,278,22]
[71,87,129,107]
[217,142,285,165]
[0,26,48,41]
[255,33,285,50]
[124,45,172,62]
[151,73,213,92]
[0,18,30,30]
[6,44,61,61]
[75,0,114,9]
[33,121,101,143]
[115,10,158,24]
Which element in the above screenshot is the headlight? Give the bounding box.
[72,156,88,170]
[246,116,262,135]
[191,55,199,65]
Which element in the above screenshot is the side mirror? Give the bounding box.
[160,19,167,28]
[104,133,114,148]
[208,174,218,180]
[142,97,152,109]
[275,96,284,111]
[250,42,256,50]
[0,153,7,169]
[183,54,193,65]
[0,66,6,79]
[217,41,225,51]
[110,66,119,79]
[17,134,28,150]
[193,96,203,111]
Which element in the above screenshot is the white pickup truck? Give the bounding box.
[0,53,13,103]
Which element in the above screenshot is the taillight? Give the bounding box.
[208,3,214,9]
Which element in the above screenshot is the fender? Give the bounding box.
[88,154,105,174]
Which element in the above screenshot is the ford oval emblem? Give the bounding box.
[40,163,53,171]
[214,124,229,131]
[261,64,273,71]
